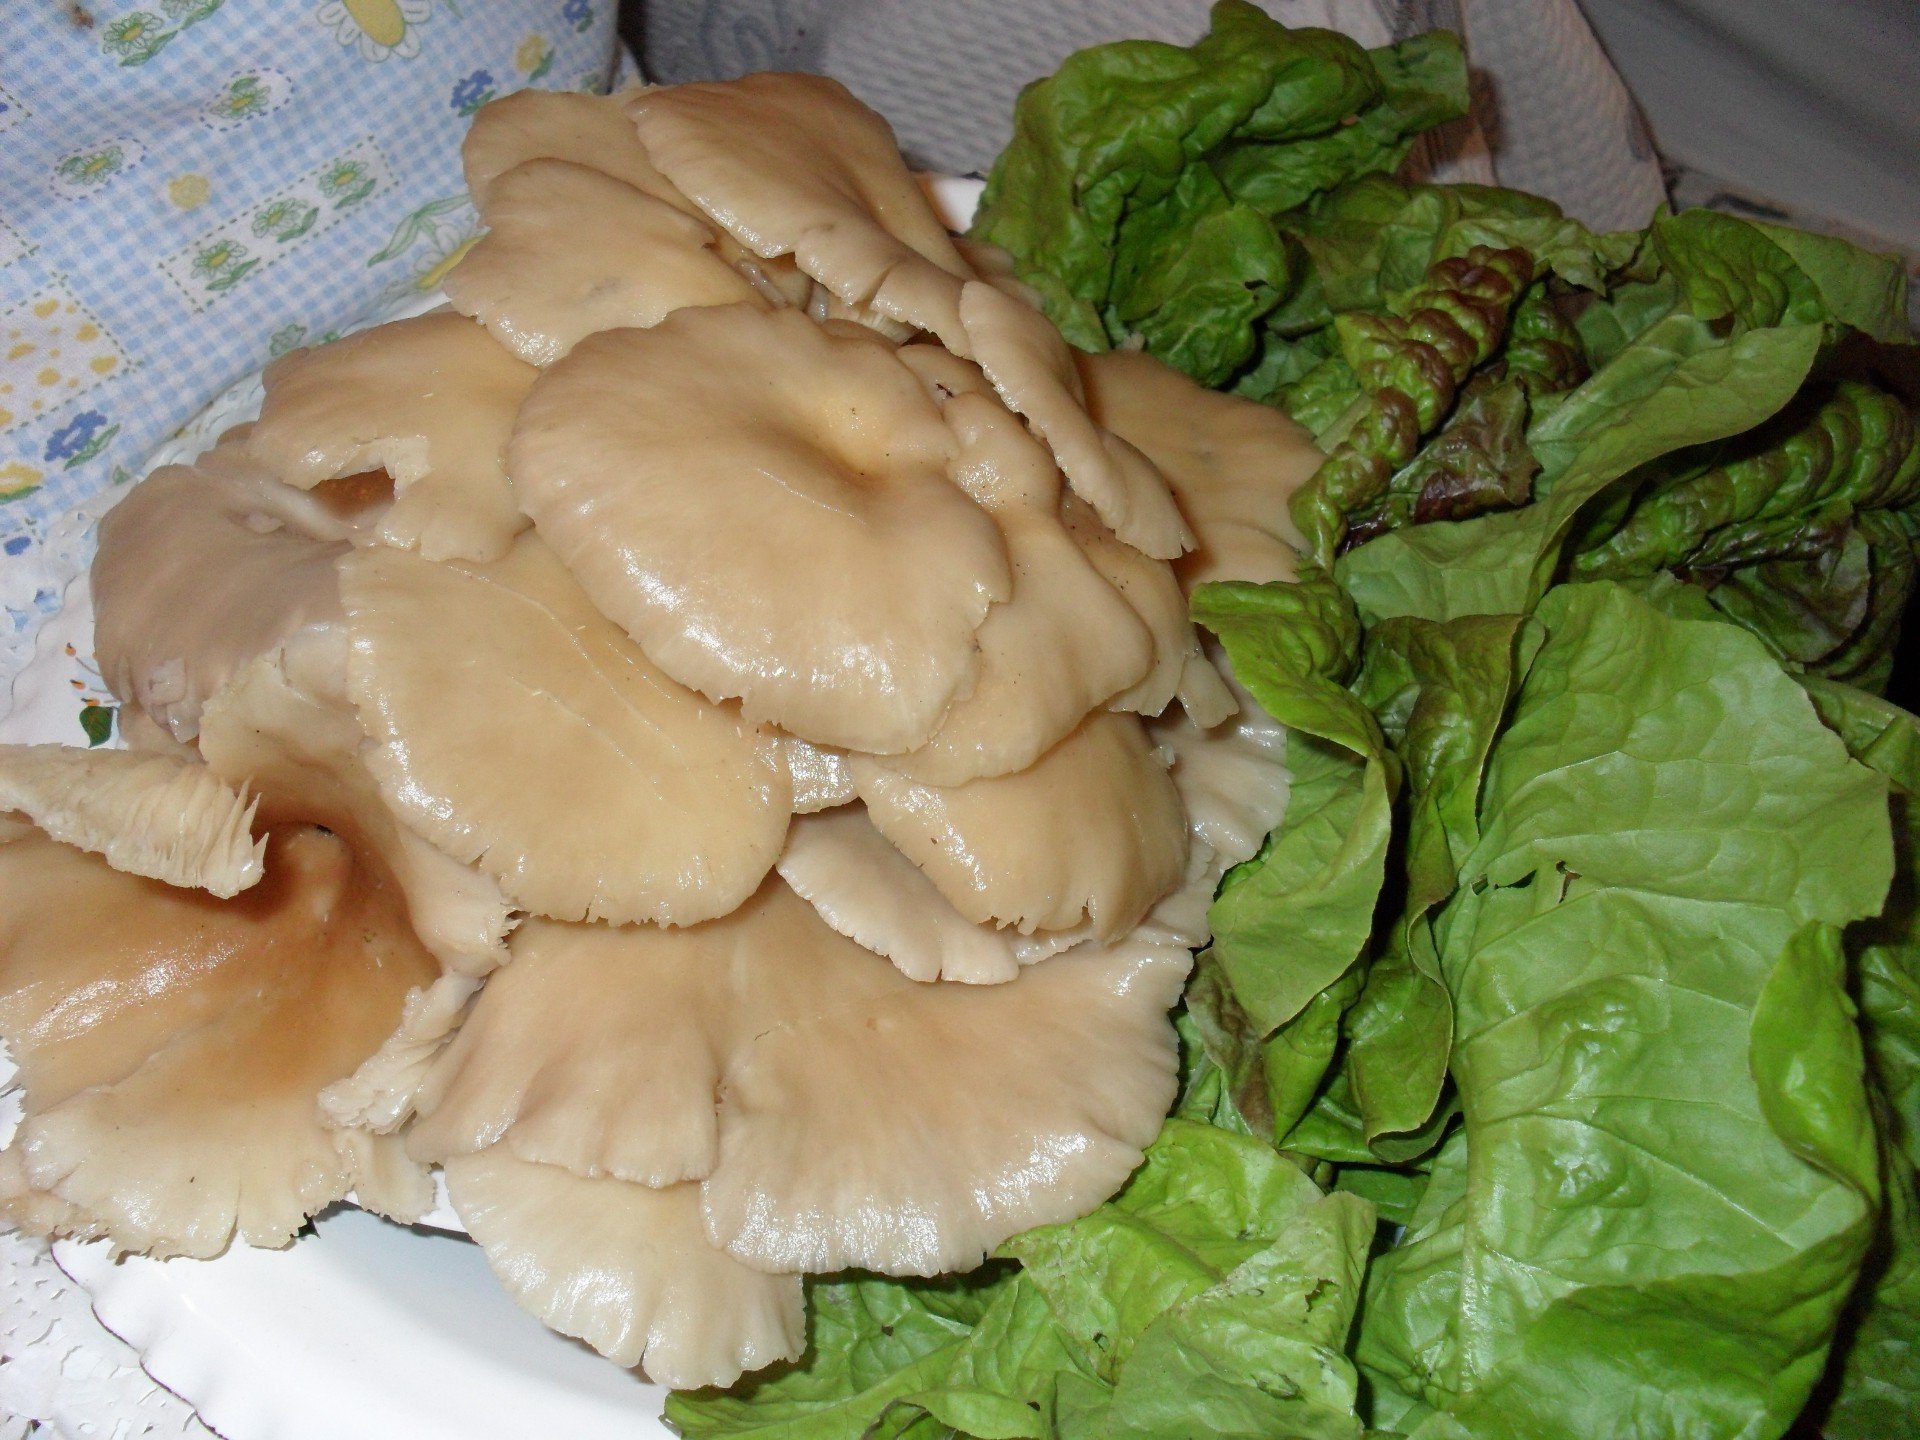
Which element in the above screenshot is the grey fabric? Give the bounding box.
[1578,0,1920,253]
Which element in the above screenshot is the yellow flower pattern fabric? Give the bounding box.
[0,2,623,710]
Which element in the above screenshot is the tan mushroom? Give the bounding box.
[0,820,439,1257]
[777,805,1024,984]
[1076,347,1317,590]
[776,732,856,814]
[887,390,1153,785]
[407,878,1187,1279]
[462,88,695,214]
[199,635,517,976]
[442,1146,804,1389]
[705,922,1191,1276]
[245,312,538,564]
[508,306,1010,754]
[339,532,792,927]
[0,745,262,896]
[851,709,1189,941]
[445,159,766,367]
[91,444,354,742]
[957,280,1194,560]
[625,73,976,351]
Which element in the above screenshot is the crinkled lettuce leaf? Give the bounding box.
[1338,322,1825,624]
[971,0,1466,382]
[1357,582,1893,1437]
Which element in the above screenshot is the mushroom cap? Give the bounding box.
[1149,661,1291,871]
[339,532,792,927]
[777,805,1025,984]
[91,445,352,741]
[508,305,1010,753]
[0,824,438,1256]
[1076,347,1317,590]
[885,391,1153,786]
[957,281,1194,560]
[1059,493,1199,721]
[776,732,856,814]
[245,312,538,564]
[445,158,766,367]
[198,638,518,976]
[851,709,1190,941]
[705,926,1192,1276]
[409,878,1188,1279]
[0,745,262,896]
[462,88,695,214]
[626,73,976,350]
[442,1146,804,1389]
[405,896,882,1187]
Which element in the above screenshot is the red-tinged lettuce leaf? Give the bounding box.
[1337,322,1824,624]
[1357,582,1892,1438]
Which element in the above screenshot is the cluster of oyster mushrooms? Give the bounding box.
[0,78,1322,1388]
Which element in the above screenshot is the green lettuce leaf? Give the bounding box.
[1357,582,1892,1437]
[971,0,1465,380]
[1007,1120,1374,1439]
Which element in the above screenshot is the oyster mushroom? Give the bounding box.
[625,73,976,350]
[777,804,1026,984]
[0,744,261,896]
[462,88,695,214]
[245,312,538,564]
[198,636,517,976]
[957,280,1195,560]
[508,306,1009,753]
[445,158,766,366]
[0,815,439,1257]
[91,444,355,742]
[1076,346,1318,590]
[408,878,1188,1279]
[851,709,1189,941]
[339,532,792,927]
[888,389,1153,786]
[776,732,856,814]
[442,1146,804,1389]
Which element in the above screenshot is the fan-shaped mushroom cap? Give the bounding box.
[245,313,538,564]
[777,805,1026,984]
[463,88,694,214]
[92,445,353,741]
[0,823,439,1256]
[625,74,976,351]
[889,392,1152,786]
[199,639,517,976]
[957,281,1194,560]
[404,898,875,1187]
[0,745,262,896]
[446,159,765,367]
[706,925,1191,1276]
[442,1147,804,1389]
[1149,666,1291,871]
[340,533,791,927]
[777,733,855,814]
[851,710,1188,941]
[408,879,1188,1278]
[1076,347,1316,590]
[508,306,1010,753]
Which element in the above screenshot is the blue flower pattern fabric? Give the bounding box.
[0,1,623,700]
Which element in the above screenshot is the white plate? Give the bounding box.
[4,175,992,1440]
